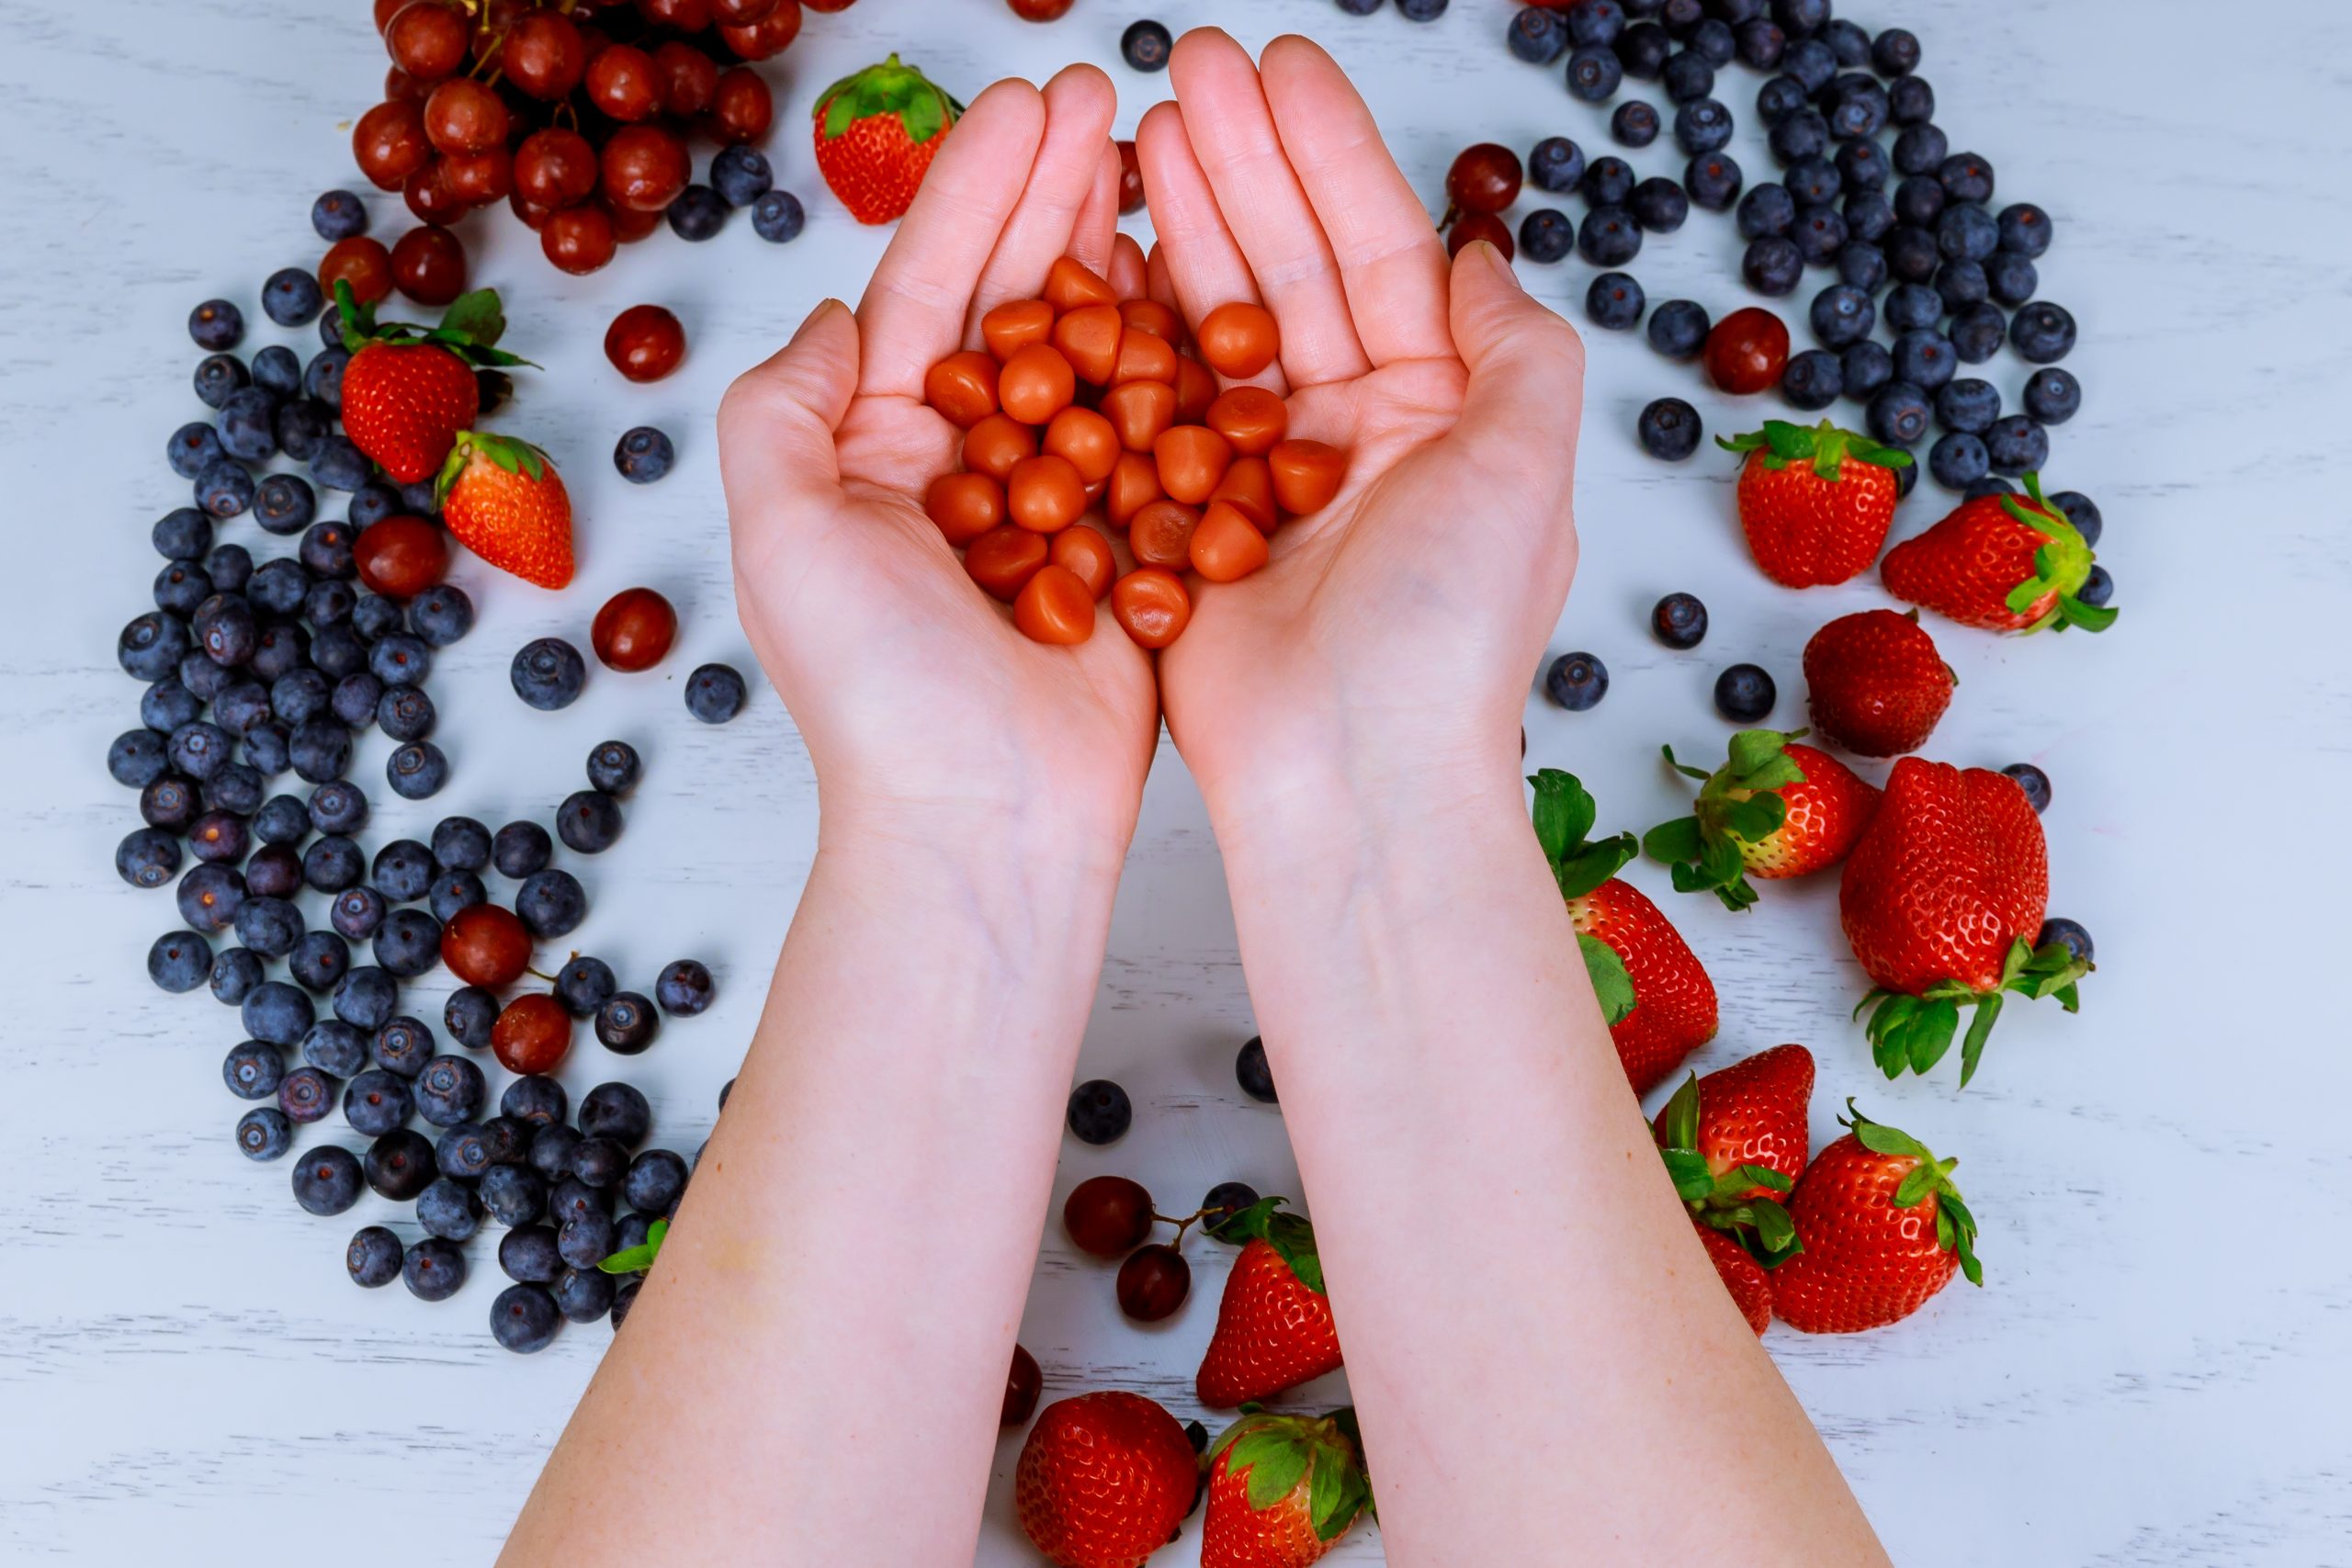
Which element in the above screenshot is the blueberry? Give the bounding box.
[2010,302,2076,364]
[348,482,401,526]
[1610,101,1659,147]
[277,1065,336,1126]
[248,558,307,617]
[594,992,661,1055]
[1672,97,1732,156]
[1734,16,1785,67]
[212,947,266,1008]
[118,828,183,891]
[148,930,213,993]
[231,895,302,959]
[1834,241,1887,294]
[1687,17,1736,64]
[1939,152,1995,205]
[492,821,553,880]
[189,299,244,351]
[250,624,309,684]
[555,789,624,853]
[1544,651,1610,710]
[2002,762,2053,814]
[1615,20,1672,79]
[1571,0,1628,46]
[517,869,587,937]
[301,1018,369,1077]
[121,611,195,682]
[1884,225,1940,287]
[187,809,249,864]
[305,579,356,630]
[1236,1036,1278,1102]
[1522,143,1586,207]
[1880,284,1936,334]
[1736,182,1794,238]
[288,721,351,784]
[1949,301,2007,364]
[299,519,353,579]
[1509,6,1568,62]
[192,355,249,411]
[360,1128,435,1201]
[153,509,217,565]
[1741,235,1803,295]
[557,1209,615,1269]
[1585,272,1646,331]
[1826,82,1885,141]
[480,1162,548,1227]
[110,730,171,788]
[386,741,450,801]
[194,459,256,519]
[415,1177,482,1243]
[434,988,494,1055]
[646,961,711,1021]
[378,686,436,742]
[529,1124,583,1181]
[241,980,314,1047]
[1790,205,1846,264]
[2023,368,2081,426]
[216,389,280,465]
[369,634,432,690]
[1997,201,2053,258]
[231,1107,292,1162]
[578,1082,650,1149]
[553,956,618,1021]
[311,186,368,239]
[1657,49,1710,103]
[622,1149,689,1217]
[1984,415,2049,476]
[1866,381,1931,447]
[435,1123,496,1184]
[1646,299,1711,359]
[373,908,442,979]
[1834,138,1889,195]
[684,663,749,725]
[1713,663,1776,722]
[224,1040,285,1100]
[1567,45,1624,100]
[1630,177,1689,233]
[710,144,773,209]
[1581,155,1635,207]
[1768,108,1828,164]
[1756,73,1808,124]
[2049,491,2102,547]
[1891,331,1957,391]
[1889,75,1935,126]
[1892,122,1949,179]
[243,720,293,776]
[150,776,208,838]
[292,1145,364,1216]
[261,267,324,328]
[311,436,370,491]
[403,1236,466,1301]
[485,1283,560,1353]
[553,1268,616,1325]
[271,668,332,728]
[1067,1079,1132,1145]
[1934,378,2000,435]
[1784,155,1838,207]
[334,965,399,1032]
[1868,25,1920,75]
[245,843,305,900]
[1808,283,1874,348]
[1650,592,1708,649]
[428,870,486,926]
[1576,208,1641,269]
[664,184,729,242]
[613,424,675,485]
[1781,348,1843,411]
[341,1068,412,1139]
[347,1225,403,1288]
[1893,175,1946,231]
[750,189,806,243]
[310,779,368,835]
[500,1225,564,1284]
[415,1054,487,1127]
[508,637,585,711]
[167,422,227,482]
[1636,397,1703,461]
[2034,916,2095,966]
[1973,248,2035,309]
[1928,432,1989,491]
[1936,205,1999,269]
[331,673,382,729]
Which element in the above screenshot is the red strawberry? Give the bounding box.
[1802,608,1957,757]
[1654,1045,1812,1270]
[1692,1219,1773,1335]
[812,55,959,225]
[435,431,574,590]
[1196,1199,1343,1410]
[1839,758,2089,1085]
[1718,420,1912,587]
[1643,730,1880,910]
[1770,1103,1982,1334]
[1015,1390,1201,1568]
[1531,770,1719,1095]
[1201,1409,1372,1568]
[1881,471,2117,633]
[332,283,526,484]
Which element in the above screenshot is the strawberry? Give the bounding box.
[333,282,527,485]
[435,431,574,590]
[1200,1409,1372,1568]
[1016,1390,1201,1568]
[1802,608,1956,757]
[1642,730,1880,910]
[1692,1219,1773,1335]
[1530,770,1719,1095]
[1881,471,2117,633]
[1655,1045,1812,1272]
[1718,419,1912,588]
[1770,1103,1982,1334]
[812,55,960,225]
[1196,1199,1343,1410]
[1839,757,2090,1085]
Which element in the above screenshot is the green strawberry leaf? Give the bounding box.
[2055,594,2119,632]
[1577,933,1637,1027]
[1957,991,2004,1087]
[1660,744,1714,783]
[1528,770,1636,898]
[1940,1190,1984,1285]
[1661,1146,1715,1204]
[1737,1164,1793,1193]
[1658,1073,1702,1152]
[1724,728,1798,782]
[436,288,506,347]
[1747,1198,1801,1264]
[597,1216,668,1275]
[1234,1430,1309,1511]
[1642,817,1706,866]
[1719,793,1788,843]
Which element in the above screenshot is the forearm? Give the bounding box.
[503,805,1124,1567]
[1209,758,1888,1567]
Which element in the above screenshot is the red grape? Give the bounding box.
[718,6,801,60]
[653,40,719,118]
[1002,1344,1041,1427]
[1705,308,1791,395]
[700,66,772,144]
[542,205,617,275]
[514,127,600,209]
[1115,1246,1191,1322]
[608,200,662,243]
[509,189,555,231]
[1063,1176,1155,1258]
[353,98,433,191]
[1445,210,1514,259]
[385,1,471,83]
[390,225,468,306]
[585,42,662,121]
[605,304,685,381]
[441,144,512,205]
[423,76,507,155]
[492,993,571,1075]
[1117,140,1143,215]
[373,0,409,32]
[600,124,689,213]
[384,64,424,101]
[1006,0,1074,17]
[320,237,395,306]
[639,0,711,27]
[711,0,779,22]
[402,159,469,224]
[354,516,451,598]
[1445,142,1523,215]
[501,10,587,100]
[591,588,679,671]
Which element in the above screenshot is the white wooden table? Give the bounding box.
[5,0,2349,1562]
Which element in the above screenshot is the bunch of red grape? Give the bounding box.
[343,0,846,289]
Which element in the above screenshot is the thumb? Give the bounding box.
[718,298,861,518]
[1446,242,1586,476]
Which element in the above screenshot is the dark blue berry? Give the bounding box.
[1870,26,1919,74]
[334,966,399,1032]
[594,992,660,1055]
[119,828,182,891]
[1571,0,1627,46]
[1768,108,1828,164]
[237,1108,295,1162]
[1949,301,2007,364]
[2037,917,2094,965]
[216,389,279,464]
[1509,6,1568,62]
[234,895,304,958]
[302,1019,370,1077]
[263,268,324,327]
[1891,330,1957,390]
[614,425,675,484]
[751,189,805,243]
[177,863,245,931]
[245,842,304,900]
[1808,283,1874,347]
[121,612,195,681]
[414,1054,486,1127]
[517,869,587,937]
[426,869,484,923]
[710,144,773,209]
[243,979,313,1045]
[312,190,368,243]
[1585,271,1646,331]
[193,355,249,410]
[529,1124,583,1181]
[1834,138,1889,194]
[557,789,624,853]
[553,956,618,1020]
[1781,348,1842,410]
[623,1149,689,1218]
[348,481,401,526]
[110,729,171,788]
[213,948,266,1009]
[1784,155,1838,207]
[684,662,748,724]
[1581,155,1635,207]
[1984,415,2049,476]
[288,720,351,784]
[347,1225,403,1288]
[1790,204,1846,264]
[1544,651,1610,710]
[500,1226,563,1284]
[1630,176,1689,232]
[1637,397,1703,461]
[370,633,433,688]
[1984,250,2037,308]
[1567,45,1624,100]
[1713,662,1776,722]
[2002,762,2052,814]
[1529,138,1587,195]
[310,436,370,491]
[299,518,353,578]
[1610,100,1659,147]
[443,985,497,1050]
[490,1282,563,1353]
[372,907,443,978]
[1577,208,1643,269]
[1616,20,1672,78]
[1997,202,2052,258]
[2023,368,2081,426]
[224,1041,284,1100]
[1936,203,1998,265]
[1883,282,1939,333]
[149,930,213,993]
[1928,432,1989,491]
[1756,73,1808,123]
[362,1128,435,1199]
[492,821,552,880]
[1893,175,1945,230]
[278,1065,334,1124]
[168,422,226,481]
[1651,592,1708,649]
[148,775,206,836]
[664,185,729,242]
[153,507,215,561]
[1892,123,1948,180]
[1657,48,1711,103]
[1673,97,1731,154]
[1741,235,1803,295]
[277,399,332,461]
[305,579,356,628]
[1836,241,1886,293]
[2049,491,2101,547]
[309,780,368,837]
[292,1145,364,1216]
[1889,74,1934,126]
[1935,378,2000,434]
[1646,299,1711,358]
[1884,225,1939,285]
[1866,381,1932,447]
[378,686,436,743]
[418,1177,483,1242]
[553,1267,615,1324]
[403,1236,465,1301]
[652,959,713,1018]
[1939,152,1995,205]
[511,637,585,710]
[1067,1079,1133,1145]
[386,740,450,801]
[1736,182,1794,238]
[2009,302,2075,364]
[332,672,382,728]
[187,809,249,864]
[189,299,243,351]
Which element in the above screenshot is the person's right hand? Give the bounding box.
[1134,31,1589,841]
[719,66,1157,865]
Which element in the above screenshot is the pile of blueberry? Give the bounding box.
[1476,0,2080,492]
[118,201,755,1353]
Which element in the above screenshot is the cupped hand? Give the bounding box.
[718,66,1157,861]
[1136,31,1589,831]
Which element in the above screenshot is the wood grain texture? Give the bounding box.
[3,1,2349,1563]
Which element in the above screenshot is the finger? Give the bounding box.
[1067,135,1125,280]
[1134,99,1286,394]
[1146,242,1180,315]
[970,65,1119,329]
[718,299,862,542]
[857,79,1046,400]
[1108,232,1148,299]
[1447,243,1586,522]
[1165,28,1368,386]
[1260,34,1453,369]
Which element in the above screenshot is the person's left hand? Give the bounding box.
[718,66,1158,864]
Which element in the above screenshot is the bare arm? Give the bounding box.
[501,66,1155,1566]
[1145,30,1891,1563]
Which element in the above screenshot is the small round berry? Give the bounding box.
[2037,917,2094,964]
[1120,18,1172,71]
[1713,663,1777,722]
[1066,1078,1133,1145]
[1636,398,1702,461]
[2001,763,2052,815]
[1544,651,1609,711]
[1651,592,1708,649]
[1116,1245,1191,1322]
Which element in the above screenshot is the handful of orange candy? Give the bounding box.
[921,254,1347,649]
